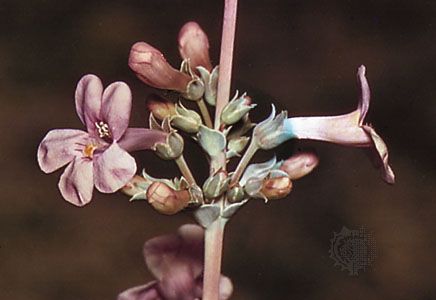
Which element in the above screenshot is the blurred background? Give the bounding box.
[1,0,435,299]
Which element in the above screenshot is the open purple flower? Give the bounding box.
[37,74,167,206]
[284,65,395,183]
[118,224,233,300]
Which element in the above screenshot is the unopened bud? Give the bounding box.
[129,42,191,92]
[280,152,319,180]
[147,97,176,120]
[121,175,150,197]
[227,185,245,203]
[227,136,250,158]
[154,131,184,160]
[253,105,290,150]
[202,170,229,199]
[183,78,205,101]
[260,176,293,200]
[221,93,256,125]
[178,22,213,72]
[171,103,202,133]
[147,182,190,215]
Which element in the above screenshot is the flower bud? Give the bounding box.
[178,22,212,71]
[147,182,190,215]
[154,131,184,160]
[147,97,176,120]
[253,105,290,150]
[171,103,202,133]
[197,66,219,106]
[183,78,205,101]
[280,152,319,180]
[227,136,250,158]
[129,42,191,92]
[202,170,229,199]
[260,176,293,200]
[221,93,256,125]
[226,185,245,203]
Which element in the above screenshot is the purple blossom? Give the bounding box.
[37,74,167,206]
[285,65,395,183]
[118,224,233,300]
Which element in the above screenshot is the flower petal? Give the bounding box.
[101,81,132,141]
[129,42,191,92]
[285,111,372,146]
[362,125,395,184]
[58,158,93,206]
[178,22,212,71]
[117,281,162,300]
[144,224,204,281]
[75,74,103,132]
[37,129,88,173]
[93,143,137,193]
[118,128,167,152]
[357,65,370,125]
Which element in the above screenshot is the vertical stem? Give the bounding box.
[214,0,238,129]
[197,98,214,128]
[175,155,197,185]
[203,217,227,300]
[203,1,238,299]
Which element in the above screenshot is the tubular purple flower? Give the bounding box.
[284,65,395,184]
[37,74,167,206]
[129,42,192,92]
[117,224,233,300]
[178,21,213,72]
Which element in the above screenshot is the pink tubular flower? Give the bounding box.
[284,65,395,184]
[129,42,192,92]
[118,224,233,300]
[178,21,213,72]
[37,74,167,206]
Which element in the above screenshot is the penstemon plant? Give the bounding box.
[37,0,394,299]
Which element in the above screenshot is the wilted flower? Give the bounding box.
[284,66,395,183]
[279,152,319,180]
[37,75,166,206]
[178,21,213,72]
[260,176,293,200]
[147,182,191,215]
[117,224,233,300]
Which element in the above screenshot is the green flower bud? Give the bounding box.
[226,185,245,203]
[221,92,256,125]
[183,78,205,101]
[226,136,250,158]
[154,131,184,160]
[202,170,229,199]
[170,103,202,133]
[197,66,219,106]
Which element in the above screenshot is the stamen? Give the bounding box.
[95,121,111,138]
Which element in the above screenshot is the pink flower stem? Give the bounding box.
[214,0,238,130]
[203,1,238,299]
[203,217,227,300]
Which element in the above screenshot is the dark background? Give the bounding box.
[1,0,435,299]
